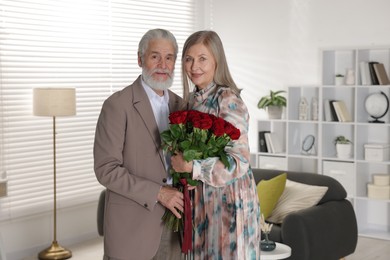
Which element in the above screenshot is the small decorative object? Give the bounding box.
[334,135,353,159]
[335,74,344,86]
[302,135,316,155]
[311,97,318,121]
[260,213,276,251]
[257,90,287,119]
[364,143,390,161]
[367,174,390,200]
[364,91,389,123]
[299,97,308,120]
[345,69,355,85]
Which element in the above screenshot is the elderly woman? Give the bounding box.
[171,30,260,260]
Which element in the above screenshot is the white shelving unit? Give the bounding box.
[254,47,390,240]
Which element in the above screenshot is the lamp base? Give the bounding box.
[38,241,72,260]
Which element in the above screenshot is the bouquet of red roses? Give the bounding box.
[160,110,240,253]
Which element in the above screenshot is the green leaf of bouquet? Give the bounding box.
[179,140,191,150]
[172,172,180,186]
[200,130,208,142]
[183,149,198,161]
[170,124,183,139]
[160,131,173,142]
[219,152,230,168]
[216,137,229,147]
[187,179,198,186]
[181,172,191,179]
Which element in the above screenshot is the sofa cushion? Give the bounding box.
[267,180,328,223]
[257,173,287,219]
[252,168,347,204]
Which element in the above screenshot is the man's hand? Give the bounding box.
[157,186,184,218]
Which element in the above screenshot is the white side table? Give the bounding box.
[260,242,291,260]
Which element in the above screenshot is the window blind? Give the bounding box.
[0,0,196,220]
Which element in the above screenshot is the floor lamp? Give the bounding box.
[33,88,76,260]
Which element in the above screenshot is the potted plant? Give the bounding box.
[334,135,352,159]
[257,90,287,119]
[335,74,344,86]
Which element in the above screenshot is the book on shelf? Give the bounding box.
[332,100,352,122]
[359,61,372,85]
[368,61,380,85]
[259,131,270,152]
[329,100,339,121]
[264,133,274,153]
[373,63,390,85]
[264,132,283,154]
[323,99,332,121]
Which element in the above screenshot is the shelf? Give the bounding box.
[255,46,390,240]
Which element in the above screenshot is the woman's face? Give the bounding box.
[184,43,216,90]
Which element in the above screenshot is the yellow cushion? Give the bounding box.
[256,173,287,219]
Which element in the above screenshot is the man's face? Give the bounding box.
[139,38,176,91]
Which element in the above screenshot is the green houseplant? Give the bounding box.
[334,135,352,159]
[257,90,287,119]
[335,74,344,86]
[334,135,352,145]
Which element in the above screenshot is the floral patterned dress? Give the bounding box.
[189,83,261,260]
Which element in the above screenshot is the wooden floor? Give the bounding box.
[347,236,390,260]
[23,235,390,260]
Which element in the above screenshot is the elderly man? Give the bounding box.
[94,28,184,260]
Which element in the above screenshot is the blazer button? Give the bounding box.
[162,178,167,183]
[144,203,148,208]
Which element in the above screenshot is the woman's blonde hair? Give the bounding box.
[181,30,240,104]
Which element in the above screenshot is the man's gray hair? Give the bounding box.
[138,28,178,62]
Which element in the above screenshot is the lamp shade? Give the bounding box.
[33,88,76,116]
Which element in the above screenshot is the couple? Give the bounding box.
[94,28,261,260]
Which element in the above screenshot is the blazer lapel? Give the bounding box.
[168,89,182,112]
[132,76,165,165]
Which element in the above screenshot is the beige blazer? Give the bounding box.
[94,76,182,260]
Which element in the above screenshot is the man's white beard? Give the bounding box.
[142,67,174,91]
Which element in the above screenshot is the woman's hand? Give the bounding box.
[171,152,193,173]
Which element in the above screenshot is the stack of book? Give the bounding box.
[323,99,352,122]
[258,131,283,154]
[360,61,390,85]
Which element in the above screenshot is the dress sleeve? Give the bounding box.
[192,89,251,187]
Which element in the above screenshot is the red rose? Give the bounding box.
[187,110,201,123]
[192,119,201,128]
[198,117,213,130]
[208,114,217,121]
[229,128,240,140]
[169,111,187,124]
[212,117,225,136]
[224,121,241,140]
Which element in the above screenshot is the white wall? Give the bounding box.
[210,0,390,152]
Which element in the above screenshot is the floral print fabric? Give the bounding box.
[189,83,261,260]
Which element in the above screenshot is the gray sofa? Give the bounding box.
[97,168,358,260]
[253,168,358,260]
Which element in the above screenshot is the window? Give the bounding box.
[0,0,197,220]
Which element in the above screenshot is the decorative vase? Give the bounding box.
[345,69,355,85]
[336,143,352,159]
[335,76,344,86]
[267,106,283,119]
[260,233,276,251]
[299,97,308,120]
[311,97,318,121]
